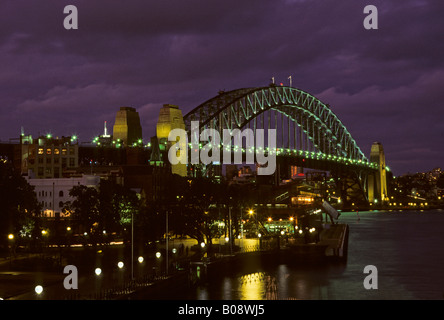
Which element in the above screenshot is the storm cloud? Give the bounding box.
[1,0,443,175]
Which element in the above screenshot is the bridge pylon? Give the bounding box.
[156,104,187,177]
[368,142,388,204]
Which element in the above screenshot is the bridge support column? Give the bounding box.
[156,104,187,177]
[368,142,388,204]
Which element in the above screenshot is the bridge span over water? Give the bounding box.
[156,85,389,208]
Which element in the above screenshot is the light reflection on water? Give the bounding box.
[191,209,444,300]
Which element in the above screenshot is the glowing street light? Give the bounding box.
[156,252,161,259]
[8,234,14,240]
[117,261,124,269]
[35,285,43,295]
[138,256,144,263]
[95,268,102,276]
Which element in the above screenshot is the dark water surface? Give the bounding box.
[188,209,444,300]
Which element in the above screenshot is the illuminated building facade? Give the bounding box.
[20,134,79,178]
[26,175,100,218]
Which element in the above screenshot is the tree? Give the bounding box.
[0,161,41,251]
[168,177,223,254]
[63,179,140,245]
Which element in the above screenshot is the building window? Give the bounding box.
[38,158,43,164]
[54,148,60,155]
[69,148,75,155]
[69,158,75,167]
[38,148,44,155]
[54,158,59,164]
[46,157,52,164]
[38,167,44,175]
[46,148,52,155]
[62,148,67,155]
[59,190,64,197]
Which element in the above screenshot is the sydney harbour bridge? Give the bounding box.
[156,84,389,210]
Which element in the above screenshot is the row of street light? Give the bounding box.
[24,251,168,298]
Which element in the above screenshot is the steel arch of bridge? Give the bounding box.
[184,86,376,170]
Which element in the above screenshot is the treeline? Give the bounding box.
[0,161,267,254]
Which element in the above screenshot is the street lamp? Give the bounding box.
[95,268,102,276]
[7,234,14,267]
[35,285,43,295]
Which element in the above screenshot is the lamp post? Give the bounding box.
[7,234,14,267]
[166,210,169,275]
[240,206,243,249]
[229,206,233,255]
[131,211,134,280]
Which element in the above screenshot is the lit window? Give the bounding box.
[62,148,67,155]
[38,148,44,155]
[46,148,52,155]
[54,148,60,155]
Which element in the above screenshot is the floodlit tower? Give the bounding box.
[113,107,142,147]
[103,121,110,138]
[368,142,388,203]
[156,104,187,177]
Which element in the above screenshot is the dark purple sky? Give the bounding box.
[1,0,443,176]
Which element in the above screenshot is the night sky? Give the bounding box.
[1,0,443,176]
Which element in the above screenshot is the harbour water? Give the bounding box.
[188,209,444,300]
